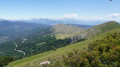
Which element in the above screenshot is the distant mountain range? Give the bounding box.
[0,20,96,43]
[0,18,107,25]
[0,20,51,43]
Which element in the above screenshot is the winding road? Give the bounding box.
[13,41,25,55]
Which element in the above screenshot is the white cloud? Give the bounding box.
[77,13,120,22]
[63,14,78,19]
[53,13,120,23]
[109,13,120,17]
[2,13,120,23]
[105,13,120,21]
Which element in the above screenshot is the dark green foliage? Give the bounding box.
[51,46,56,51]
[22,35,70,57]
[49,32,120,67]
[0,41,25,60]
[0,35,70,59]
[0,56,13,67]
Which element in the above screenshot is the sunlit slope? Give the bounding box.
[7,24,120,67]
[84,21,120,39]
[69,21,120,39]
[50,24,85,39]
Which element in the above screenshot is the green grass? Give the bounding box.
[55,31,83,39]
[84,21,120,39]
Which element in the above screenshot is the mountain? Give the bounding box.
[49,24,85,39]
[7,21,120,67]
[12,18,85,25]
[8,18,106,25]
[31,24,86,39]
[0,20,50,43]
[51,24,85,34]
[68,21,120,42]
[84,21,120,39]
[0,20,94,43]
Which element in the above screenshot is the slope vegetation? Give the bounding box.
[7,22,120,67]
[49,31,120,67]
[84,21,120,39]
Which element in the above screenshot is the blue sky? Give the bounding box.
[0,0,120,21]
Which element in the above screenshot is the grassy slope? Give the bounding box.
[51,24,85,39]
[7,27,120,67]
[84,21,120,39]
